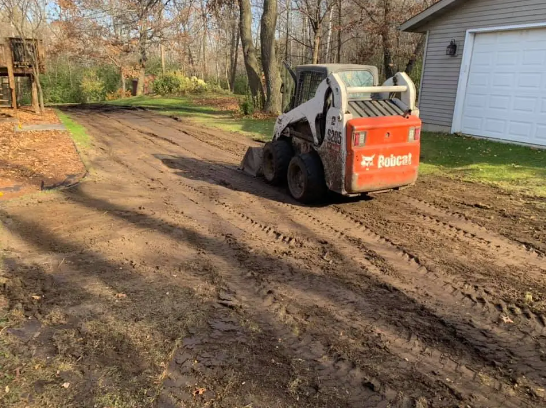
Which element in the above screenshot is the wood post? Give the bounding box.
[5,41,17,110]
[31,74,39,113]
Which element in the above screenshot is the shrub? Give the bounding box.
[105,89,133,101]
[238,94,255,116]
[233,74,249,95]
[153,73,182,95]
[190,76,207,94]
[152,73,210,95]
[80,71,105,102]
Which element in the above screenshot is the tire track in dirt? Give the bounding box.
[165,180,530,407]
[401,178,546,256]
[113,109,546,333]
[330,202,546,330]
[124,107,546,342]
[79,110,490,405]
[131,115,540,404]
[156,195,391,406]
[105,109,546,337]
[400,195,546,262]
[278,202,546,391]
[71,108,543,406]
[72,110,392,406]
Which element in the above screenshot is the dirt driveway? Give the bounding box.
[1,106,546,408]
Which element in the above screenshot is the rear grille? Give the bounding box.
[348,100,404,118]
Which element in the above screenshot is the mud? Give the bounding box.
[1,106,545,408]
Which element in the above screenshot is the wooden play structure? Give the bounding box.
[0,37,45,110]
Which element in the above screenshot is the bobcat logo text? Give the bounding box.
[361,153,413,169]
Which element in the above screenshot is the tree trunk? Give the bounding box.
[137,27,147,96]
[283,3,291,110]
[311,24,321,64]
[336,0,342,63]
[382,37,395,79]
[31,75,39,113]
[285,3,290,62]
[238,0,264,107]
[405,35,426,75]
[120,67,126,97]
[325,7,333,63]
[34,69,44,113]
[381,1,396,79]
[261,0,282,114]
[200,0,208,80]
[229,20,240,91]
[5,41,17,110]
[160,43,166,74]
[137,66,146,95]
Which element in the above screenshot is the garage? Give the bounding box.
[400,0,546,146]
[459,27,546,145]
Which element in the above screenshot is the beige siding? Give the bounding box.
[419,0,546,129]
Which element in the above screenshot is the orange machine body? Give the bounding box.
[344,115,421,194]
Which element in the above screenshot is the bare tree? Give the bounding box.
[295,0,335,64]
[350,0,438,78]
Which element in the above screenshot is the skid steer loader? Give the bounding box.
[240,64,421,203]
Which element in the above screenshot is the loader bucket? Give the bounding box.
[239,146,264,177]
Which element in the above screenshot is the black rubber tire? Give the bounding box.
[262,139,293,185]
[287,153,327,203]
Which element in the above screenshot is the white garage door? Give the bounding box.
[461,28,546,145]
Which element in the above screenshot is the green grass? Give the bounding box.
[420,132,546,197]
[57,110,91,149]
[106,94,275,141]
[105,94,546,197]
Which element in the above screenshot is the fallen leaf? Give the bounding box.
[501,315,514,324]
[5,385,9,393]
[192,387,206,396]
[115,293,127,299]
[31,295,41,300]
[62,382,70,389]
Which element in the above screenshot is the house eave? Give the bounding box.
[400,0,468,32]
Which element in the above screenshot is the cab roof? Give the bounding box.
[295,64,378,76]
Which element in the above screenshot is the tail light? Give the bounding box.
[408,127,421,142]
[353,130,367,147]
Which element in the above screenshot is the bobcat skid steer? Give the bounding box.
[240,64,421,203]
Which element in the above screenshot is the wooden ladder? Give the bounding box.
[0,77,11,107]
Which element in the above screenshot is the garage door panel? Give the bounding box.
[488,95,511,110]
[465,94,487,108]
[541,99,546,113]
[508,121,533,138]
[461,27,546,146]
[499,31,524,44]
[484,119,507,135]
[513,96,538,113]
[535,125,546,141]
[517,73,543,88]
[470,52,492,66]
[522,50,546,65]
[491,73,515,87]
[467,73,489,86]
[496,51,518,65]
[461,116,483,132]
